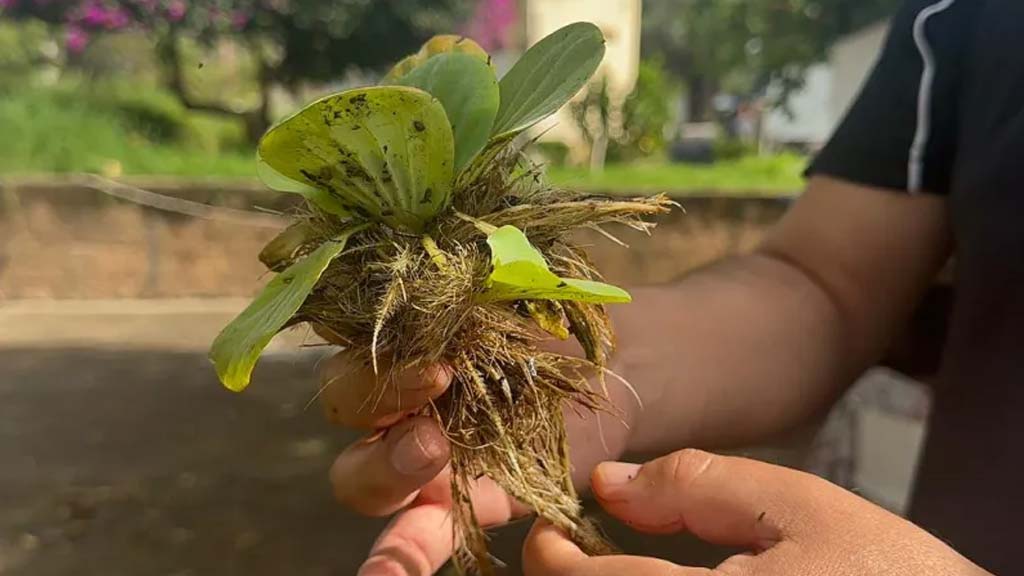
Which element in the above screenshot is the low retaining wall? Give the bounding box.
[0,177,792,299]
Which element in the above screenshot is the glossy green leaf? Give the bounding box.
[258,86,454,232]
[491,22,605,138]
[481,225,630,304]
[382,35,492,84]
[256,157,350,216]
[397,53,499,172]
[210,224,366,392]
[383,54,419,85]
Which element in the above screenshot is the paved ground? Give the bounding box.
[0,300,927,575]
[0,303,737,575]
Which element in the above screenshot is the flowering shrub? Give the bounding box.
[1,1,258,52]
[461,0,517,52]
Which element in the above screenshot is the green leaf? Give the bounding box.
[258,220,319,272]
[258,86,454,232]
[397,53,499,172]
[256,157,350,216]
[491,22,606,138]
[481,225,630,304]
[210,224,367,392]
[382,54,419,85]
[382,35,492,84]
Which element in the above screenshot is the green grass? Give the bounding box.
[0,82,255,178]
[546,154,807,196]
[0,80,806,196]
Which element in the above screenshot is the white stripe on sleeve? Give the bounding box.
[908,0,958,193]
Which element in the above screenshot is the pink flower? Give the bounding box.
[463,0,519,51]
[105,7,130,28]
[231,10,249,30]
[65,25,89,53]
[76,1,132,30]
[166,0,186,22]
[0,0,18,10]
[82,2,108,26]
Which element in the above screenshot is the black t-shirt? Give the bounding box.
[808,1,1023,572]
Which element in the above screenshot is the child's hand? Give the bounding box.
[524,449,990,576]
[318,350,530,575]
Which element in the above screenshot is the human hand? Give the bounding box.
[524,449,991,576]
[317,349,525,575]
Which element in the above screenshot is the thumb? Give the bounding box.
[592,449,833,551]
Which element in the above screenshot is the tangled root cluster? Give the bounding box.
[284,141,671,574]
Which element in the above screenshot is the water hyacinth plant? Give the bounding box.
[210,22,671,573]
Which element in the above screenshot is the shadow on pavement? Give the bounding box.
[0,348,727,575]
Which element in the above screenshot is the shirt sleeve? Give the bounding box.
[807,0,974,195]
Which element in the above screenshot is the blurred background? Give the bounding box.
[0,1,936,574]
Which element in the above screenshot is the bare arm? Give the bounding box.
[613,175,951,453]
[322,176,953,575]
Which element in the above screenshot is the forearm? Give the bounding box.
[612,253,857,453]
[610,178,951,454]
[560,251,851,490]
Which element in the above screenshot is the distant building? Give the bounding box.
[762,20,889,150]
[762,64,833,150]
[524,0,643,161]
[829,20,889,125]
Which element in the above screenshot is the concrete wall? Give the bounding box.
[0,179,282,300]
[0,179,789,300]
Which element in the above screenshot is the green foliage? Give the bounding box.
[396,53,499,172]
[109,92,188,144]
[713,138,759,161]
[256,158,350,217]
[0,80,253,176]
[569,74,611,159]
[5,0,474,83]
[250,0,477,85]
[0,20,53,87]
[535,141,570,167]
[257,87,455,232]
[93,82,244,154]
[481,226,631,304]
[210,224,368,392]
[213,24,614,393]
[383,34,491,83]
[610,59,677,162]
[569,59,677,165]
[642,0,903,118]
[5,1,473,144]
[253,22,608,232]
[547,154,806,195]
[492,22,606,138]
[0,75,803,195]
[76,32,163,84]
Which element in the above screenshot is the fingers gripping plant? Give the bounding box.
[210,23,671,573]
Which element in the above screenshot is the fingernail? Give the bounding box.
[595,462,641,492]
[390,424,442,476]
[420,364,451,389]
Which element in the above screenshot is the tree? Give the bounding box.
[2,0,473,141]
[571,59,677,169]
[642,0,902,122]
